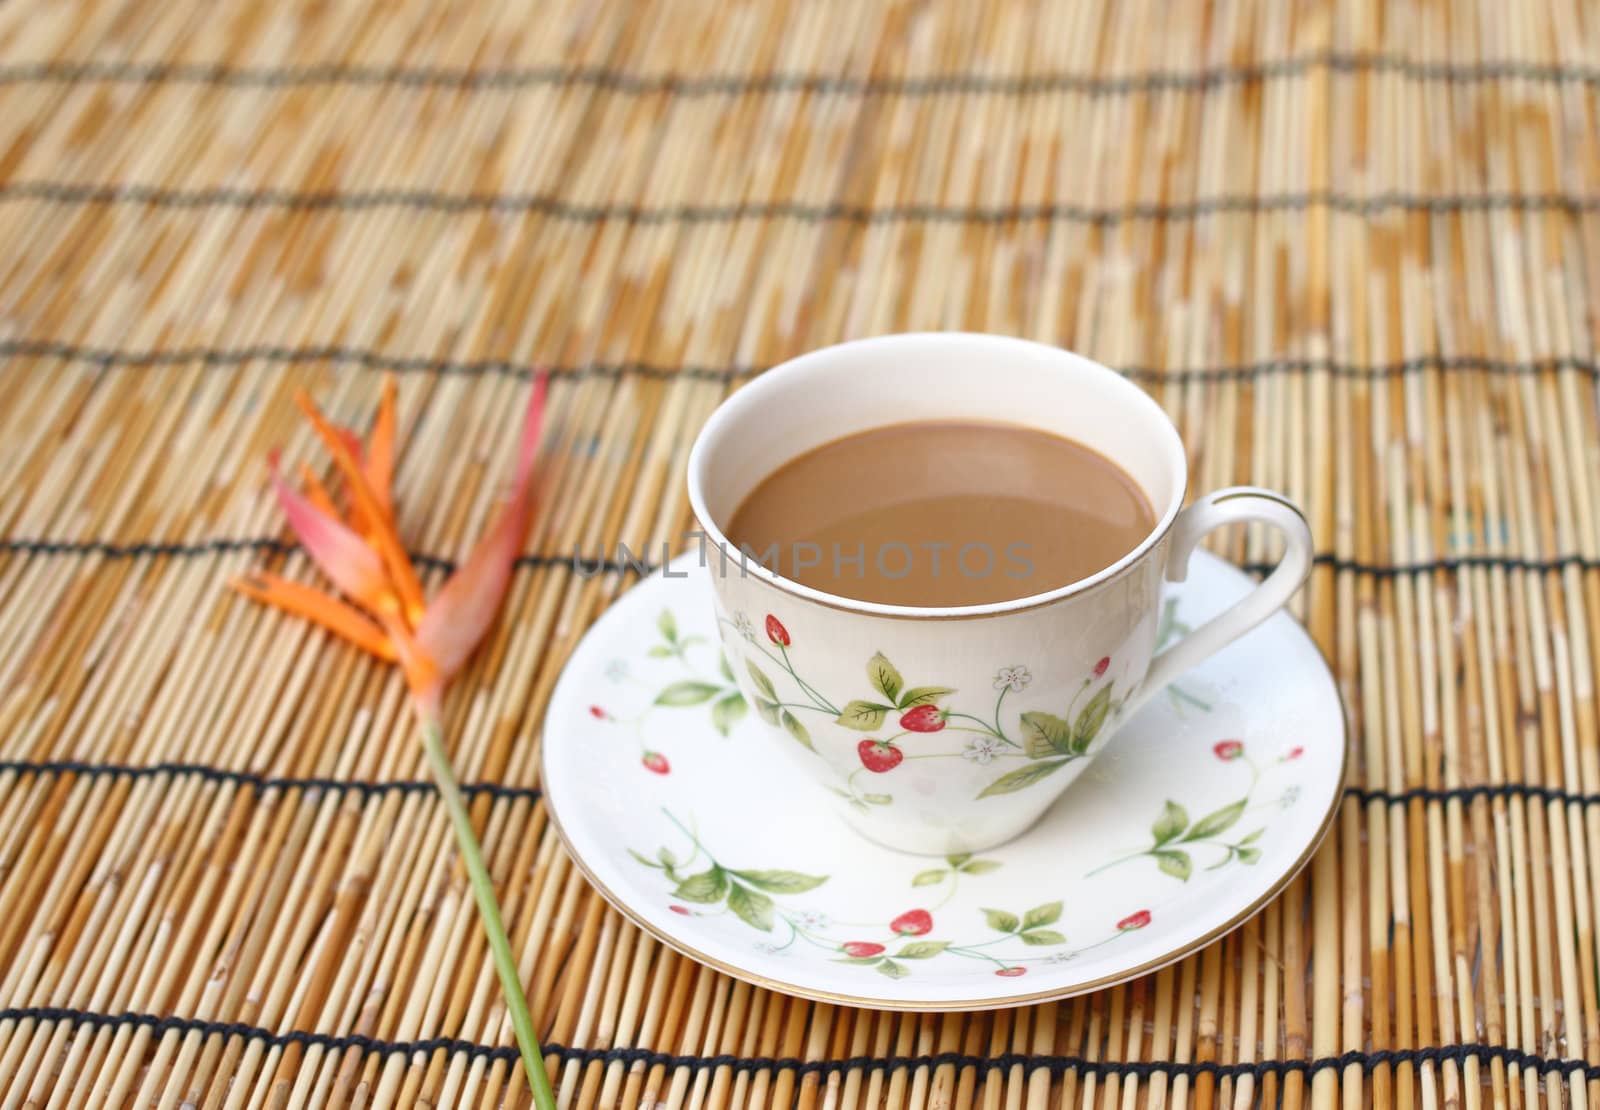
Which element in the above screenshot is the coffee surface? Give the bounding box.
[723,421,1154,606]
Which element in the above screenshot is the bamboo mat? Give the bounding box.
[1,0,1599,1106]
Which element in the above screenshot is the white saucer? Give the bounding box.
[543,553,1346,1010]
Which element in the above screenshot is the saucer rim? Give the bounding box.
[540,556,1349,1011]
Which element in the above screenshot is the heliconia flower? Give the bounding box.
[229,374,556,1107]
[1117,910,1151,931]
[1093,656,1111,678]
[1213,740,1244,760]
[235,375,547,716]
[765,614,790,646]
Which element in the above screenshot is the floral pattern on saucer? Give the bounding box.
[543,552,1345,1009]
[1089,742,1305,881]
[588,609,747,777]
[628,808,1154,980]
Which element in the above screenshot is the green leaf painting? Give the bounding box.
[867,652,903,705]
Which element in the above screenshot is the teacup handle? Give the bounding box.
[1128,487,1313,714]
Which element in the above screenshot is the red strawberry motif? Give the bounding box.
[995,966,1027,977]
[857,739,903,773]
[1284,746,1304,761]
[1093,656,1110,678]
[890,909,933,936]
[842,941,885,958]
[765,614,790,646]
[1213,739,1243,761]
[589,705,608,720]
[1117,910,1151,931]
[900,705,946,733]
[669,905,691,915]
[642,751,670,774]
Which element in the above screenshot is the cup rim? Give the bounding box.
[686,332,1189,619]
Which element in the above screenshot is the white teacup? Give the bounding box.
[686,333,1312,855]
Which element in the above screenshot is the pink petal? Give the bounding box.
[269,453,390,610]
[511,373,546,493]
[415,502,526,681]
[414,379,545,683]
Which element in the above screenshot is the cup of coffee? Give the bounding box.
[686,333,1312,855]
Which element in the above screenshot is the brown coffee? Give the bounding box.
[724,420,1155,607]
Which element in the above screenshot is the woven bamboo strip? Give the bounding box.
[0,0,1599,1107]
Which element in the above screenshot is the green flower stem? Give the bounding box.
[1074,930,1127,955]
[991,685,1011,740]
[778,916,837,951]
[716,617,836,713]
[900,732,1031,764]
[943,713,1005,738]
[946,945,1010,968]
[940,722,1012,741]
[420,715,556,1110]
[1085,851,1147,878]
[1064,679,1091,720]
[1168,684,1212,712]
[950,936,1014,951]
[1088,837,1235,879]
[776,644,840,715]
[899,750,1026,762]
[773,918,800,952]
[929,876,962,912]
[664,808,714,861]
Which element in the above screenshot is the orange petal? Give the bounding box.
[324,421,372,536]
[366,375,397,518]
[269,453,394,614]
[414,377,546,684]
[334,423,364,465]
[298,462,340,521]
[231,571,397,661]
[296,390,427,626]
